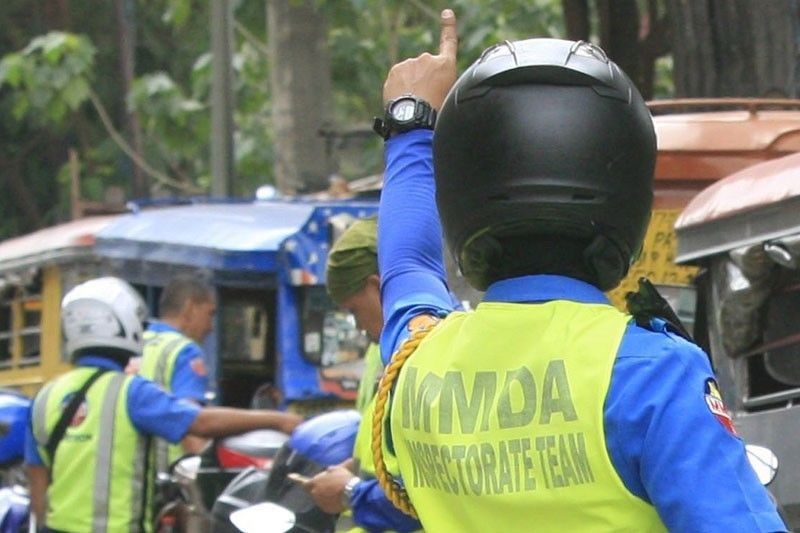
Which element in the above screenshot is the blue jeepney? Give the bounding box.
[0,197,378,410]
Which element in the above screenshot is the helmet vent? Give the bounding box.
[477,40,518,66]
[568,41,609,64]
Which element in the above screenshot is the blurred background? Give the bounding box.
[1,0,798,240]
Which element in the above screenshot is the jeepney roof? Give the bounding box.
[0,215,116,273]
[650,99,800,184]
[674,152,800,264]
[94,200,377,277]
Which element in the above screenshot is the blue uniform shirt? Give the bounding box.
[146,321,209,403]
[357,128,787,533]
[25,355,201,466]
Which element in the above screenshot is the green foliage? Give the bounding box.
[128,72,209,181]
[320,0,567,182]
[653,56,675,99]
[0,32,95,125]
[5,0,676,241]
[126,31,274,192]
[161,0,193,27]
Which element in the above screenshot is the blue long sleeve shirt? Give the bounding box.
[358,128,787,532]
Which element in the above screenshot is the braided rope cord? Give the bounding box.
[371,323,438,518]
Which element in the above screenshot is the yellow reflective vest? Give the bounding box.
[345,360,419,533]
[390,301,666,532]
[140,329,192,474]
[356,344,383,414]
[32,367,152,532]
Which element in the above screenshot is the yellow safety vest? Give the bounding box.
[140,329,192,474]
[346,385,420,532]
[390,300,666,532]
[356,344,383,414]
[343,359,411,533]
[32,368,152,532]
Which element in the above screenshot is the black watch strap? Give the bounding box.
[373,95,437,140]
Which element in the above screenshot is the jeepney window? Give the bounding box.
[712,249,800,407]
[218,299,271,362]
[59,262,103,295]
[19,296,41,363]
[0,274,43,368]
[759,273,800,387]
[300,286,369,367]
[0,300,11,367]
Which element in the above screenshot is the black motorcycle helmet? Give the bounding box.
[434,38,656,291]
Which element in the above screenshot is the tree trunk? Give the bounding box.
[114,0,148,199]
[210,0,236,197]
[561,0,669,100]
[0,152,43,230]
[267,0,332,194]
[597,0,641,87]
[562,0,590,41]
[669,0,797,97]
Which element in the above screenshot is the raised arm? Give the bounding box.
[378,9,460,363]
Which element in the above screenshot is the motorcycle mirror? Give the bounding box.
[746,444,778,486]
[230,502,296,533]
[173,455,202,482]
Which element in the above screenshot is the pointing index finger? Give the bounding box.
[438,9,458,59]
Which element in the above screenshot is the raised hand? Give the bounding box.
[382,9,459,110]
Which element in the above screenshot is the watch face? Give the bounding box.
[391,98,417,122]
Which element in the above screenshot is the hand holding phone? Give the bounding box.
[287,472,311,486]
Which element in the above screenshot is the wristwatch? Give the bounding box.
[373,94,437,140]
[341,475,362,509]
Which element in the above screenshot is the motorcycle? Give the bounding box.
[227,436,783,533]
[0,389,31,533]
[212,409,361,533]
[154,428,289,533]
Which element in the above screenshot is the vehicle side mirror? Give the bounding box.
[746,444,778,486]
[172,455,202,480]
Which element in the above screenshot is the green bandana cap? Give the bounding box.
[326,217,378,303]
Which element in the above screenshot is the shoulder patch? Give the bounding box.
[704,378,737,436]
[408,314,439,333]
[190,357,208,377]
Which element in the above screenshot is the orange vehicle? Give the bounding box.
[674,151,800,526]
[608,99,800,326]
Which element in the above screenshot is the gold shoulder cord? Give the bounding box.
[371,322,438,518]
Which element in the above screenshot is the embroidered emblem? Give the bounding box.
[408,314,439,333]
[704,378,737,435]
[190,357,208,377]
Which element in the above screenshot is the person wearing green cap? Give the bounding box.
[325,217,383,429]
[299,217,421,532]
[326,217,384,413]
[326,217,383,347]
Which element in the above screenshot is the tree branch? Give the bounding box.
[234,20,270,57]
[87,89,202,194]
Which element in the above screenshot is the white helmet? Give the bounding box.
[61,277,148,357]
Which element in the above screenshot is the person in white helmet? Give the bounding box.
[24,276,302,533]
